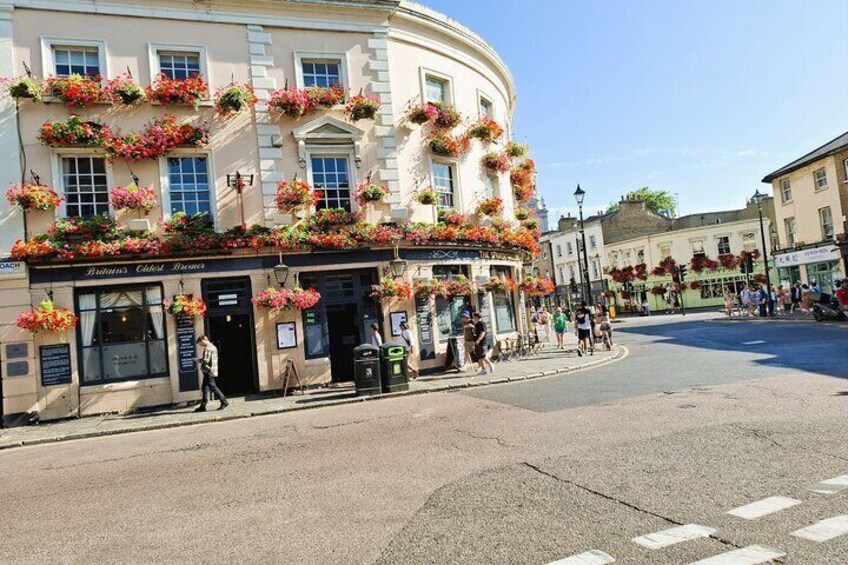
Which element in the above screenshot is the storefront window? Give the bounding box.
[807,261,840,294]
[77,285,167,385]
[490,267,516,333]
[433,265,470,341]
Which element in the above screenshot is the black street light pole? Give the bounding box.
[574,185,592,305]
[752,189,772,314]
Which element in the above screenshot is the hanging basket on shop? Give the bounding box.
[164,294,207,318]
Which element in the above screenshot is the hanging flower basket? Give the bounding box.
[10,236,56,260]
[521,217,540,231]
[514,207,532,221]
[110,182,157,214]
[6,183,62,211]
[652,256,677,276]
[309,207,359,228]
[214,83,257,116]
[504,141,529,158]
[484,276,516,293]
[268,84,345,118]
[413,278,442,298]
[481,151,511,174]
[466,118,504,142]
[718,253,739,270]
[520,275,555,297]
[689,280,701,290]
[443,275,475,297]
[104,73,146,105]
[3,76,44,102]
[46,74,104,108]
[101,116,208,162]
[650,286,667,296]
[512,182,535,204]
[38,115,106,147]
[438,210,472,226]
[603,290,615,299]
[476,197,503,217]
[16,299,78,334]
[164,294,207,318]
[344,93,381,121]
[252,287,321,311]
[753,274,767,284]
[354,182,388,207]
[370,279,413,300]
[428,132,467,157]
[407,102,461,129]
[275,178,321,214]
[690,255,719,273]
[146,73,207,107]
[416,189,439,206]
[407,102,440,125]
[620,290,632,299]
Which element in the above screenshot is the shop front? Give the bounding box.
[774,245,844,294]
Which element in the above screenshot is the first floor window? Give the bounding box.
[77,286,167,384]
[556,245,562,258]
[432,162,455,209]
[819,206,834,239]
[780,178,792,203]
[636,249,645,263]
[741,231,758,252]
[168,156,211,217]
[784,218,796,246]
[659,243,672,259]
[53,45,100,77]
[311,155,351,211]
[302,59,341,87]
[425,75,447,104]
[589,235,597,250]
[717,236,731,255]
[691,239,705,257]
[814,168,828,191]
[158,51,201,80]
[62,156,109,217]
[479,97,493,119]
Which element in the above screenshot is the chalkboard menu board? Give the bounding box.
[39,344,72,387]
[176,315,199,392]
[477,292,494,348]
[415,296,436,360]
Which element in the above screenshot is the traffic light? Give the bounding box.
[744,253,754,274]
[678,265,687,282]
[671,270,680,283]
[569,277,578,294]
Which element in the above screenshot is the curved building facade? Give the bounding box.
[0,0,537,421]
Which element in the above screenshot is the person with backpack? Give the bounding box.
[398,321,419,380]
[574,302,593,357]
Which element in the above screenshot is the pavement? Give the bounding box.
[0,338,621,450]
[1,312,846,564]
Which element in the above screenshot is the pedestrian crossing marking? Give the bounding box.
[547,549,615,564]
[727,496,801,520]
[632,524,715,549]
[791,515,848,542]
[807,474,848,494]
[741,340,766,345]
[687,545,785,564]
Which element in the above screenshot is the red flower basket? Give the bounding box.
[146,73,207,107]
[164,294,207,318]
[345,93,381,121]
[650,286,667,296]
[428,131,467,157]
[6,183,62,211]
[520,275,555,297]
[369,279,413,300]
[484,276,517,293]
[476,197,503,217]
[481,151,511,174]
[466,117,504,142]
[253,287,321,311]
[46,75,104,108]
[16,299,78,334]
[354,182,388,207]
[275,178,320,214]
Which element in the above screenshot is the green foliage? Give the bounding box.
[607,187,677,217]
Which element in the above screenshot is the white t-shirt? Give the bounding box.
[400,328,414,351]
[576,311,592,330]
[371,332,383,346]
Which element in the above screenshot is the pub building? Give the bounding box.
[0,0,535,423]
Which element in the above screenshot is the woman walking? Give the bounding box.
[574,302,593,357]
[553,307,568,349]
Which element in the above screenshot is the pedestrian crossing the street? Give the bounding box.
[546,471,846,564]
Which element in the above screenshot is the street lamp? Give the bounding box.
[574,185,592,305]
[389,246,407,278]
[274,253,289,287]
[751,189,772,313]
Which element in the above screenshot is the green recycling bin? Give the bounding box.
[380,342,409,393]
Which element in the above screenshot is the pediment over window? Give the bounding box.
[293,116,364,168]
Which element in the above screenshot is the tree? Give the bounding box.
[607,187,677,217]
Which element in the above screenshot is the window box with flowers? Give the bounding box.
[370,279,413,301]
[252,287,321,312]
[38,115,106,147]
[146,73,208,108]
[4,76,44,102]
[6,183,62,211]
[46,74,105,108]
[105,73,146,105]
[164,294,207,318]
[268,84,346,119]
[101,116,208,162]
[16,299,78,334]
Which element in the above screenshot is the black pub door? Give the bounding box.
[202,277,258,396]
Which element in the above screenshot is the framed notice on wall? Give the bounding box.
[390,311,407,336]
[276,322,297,349]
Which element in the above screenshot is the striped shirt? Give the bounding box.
[201,343,219,378]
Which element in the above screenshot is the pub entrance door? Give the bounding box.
[201,277,258,396]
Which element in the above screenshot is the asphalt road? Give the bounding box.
[1,313,846,565]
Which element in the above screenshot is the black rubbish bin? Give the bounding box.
[353,343,381,396]
[380,342,409,393]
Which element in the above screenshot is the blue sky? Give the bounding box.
[420,0,848,220]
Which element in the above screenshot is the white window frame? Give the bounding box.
[784,217,796,246]
[305,148,356,211]
[148,43,209,86]
[293,51,350,90]
[159,152,217,227]
[813,167,828,191]
[741,231,758,252]
[476,88,496,120]
[51,151,114,218]
[691,239,705,255]
[566,242,574,256]
[659,243,672,259]
[419,67,454,105]
[589,234,597,250]
[779,178,792,203]
[819,206,834,239]
[41,37,108,79]
[429,157,460,211]
[555,244,562,258]
[716,235,731,255]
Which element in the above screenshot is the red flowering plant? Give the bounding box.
[252,287,321,312]
[484,276,517,293]
[738,249,761,266]
[438,210,473,227]
[476,197,503,217]
[519,275,555,297]
[3,76,44,102]
[46,74,104,108]
[689,280,701,290]
[146,73,207,108]
[512,181,535,204]
[16,299,78,334]
[465,225,500,245]
[407,102,440,125]
[354,182,388,207]
[164,294,207,318]
[214,83,257,116]
[344,93,380,121]
[432,103,462,129]
[415,188,439,206]
[481,151,511,174]
[521,217,540,231]
[500,226,540,255]
[304,231,356,250]
[110,182,157,214]
[38,115,106,147]
[275,177,321,214]
[504,141,529,159]
[353,222,403,246]
[291,288,322,310]
[6,182,62,211]
[269,87,314,118]
[443,275,475,297]
[104,73,146,105]
[413,278,444,298]
[689,255,719,273]
[10,236,56,261]
[514,207,532,221]
[753,273,767,284]
[102,116,207,162]
[652,256,677,277]
[620,290,632,300]
[718,253,739,270]
[634,262,649,280]
[650,285,667,296]
[309,207,360,229]
[370,278,413,301]
[306,83,346,108]
[466,118,504,142]
[428,131,467,157]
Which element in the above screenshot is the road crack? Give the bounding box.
[454,428,513,448]
[731,424,848,463]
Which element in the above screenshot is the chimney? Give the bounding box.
[558,215,577,232]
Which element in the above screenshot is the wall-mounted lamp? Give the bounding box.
[274,253,289,286]
[389,246,407,278]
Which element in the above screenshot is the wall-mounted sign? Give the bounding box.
[276,322,297,349]
[415,297,435,360]
[390,311,407,337]
[0,260,25,279]
[176,315,198,393]
[5,343,28,359]
[39,344,72,387]
[774,246,840,268]
[6,361,28,377]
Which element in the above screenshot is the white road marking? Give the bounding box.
[548,550,615,564]
[727,496,801,520]
[741,340,766,345]
[807,474,848,494]
[632,523,715,549]
[688,545,785,564]
[791,515,848,542]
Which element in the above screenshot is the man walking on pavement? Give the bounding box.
[471,312,494,375]
[195,335,228,412]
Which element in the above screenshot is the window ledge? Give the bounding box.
[42,95,113,106]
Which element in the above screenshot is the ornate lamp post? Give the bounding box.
[751,189,772,310]
[574,185,592,305]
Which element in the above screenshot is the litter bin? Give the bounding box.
[353,343,381,396]
[380,342,409,393]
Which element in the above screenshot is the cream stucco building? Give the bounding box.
[0,0,535,423]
